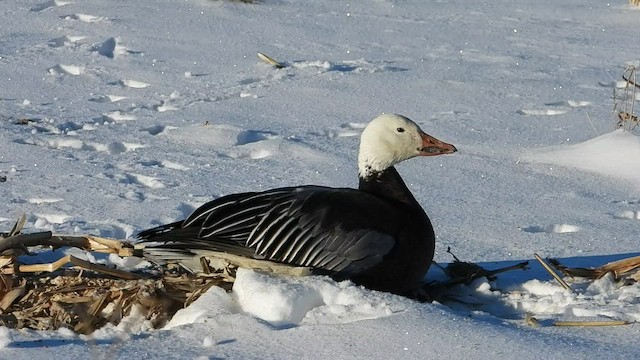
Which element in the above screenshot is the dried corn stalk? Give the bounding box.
[0,220,235,334]
[549,255,640,281]
[0,269,234,334]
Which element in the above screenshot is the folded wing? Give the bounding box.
[138,186,404,277]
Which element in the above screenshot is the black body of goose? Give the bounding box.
[137,114,457,294]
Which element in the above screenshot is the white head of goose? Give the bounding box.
[138,113,457,295]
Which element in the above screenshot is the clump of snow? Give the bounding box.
[233,269,403,326]
[165,286,238,329]
[233,269,324,326]
[86,304,151,342]
[55,327,76,338]
[106,253,151,270]
[521,279,570,296]
[585,272,618,295]
[507,279,576,315]
[202,336,215,348]
[0,327,12,349]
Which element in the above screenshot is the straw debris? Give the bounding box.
[0,217,234,334]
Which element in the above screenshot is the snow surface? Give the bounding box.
[1,0,640,358]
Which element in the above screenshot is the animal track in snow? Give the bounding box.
[31,0,71,12]
[116,79,150,88]
[123,173,165,189]
[544,100,591,108]
[101,111,137,122]
[236,130,278,145]
[598,80,628,88]
[248,149,273,159]
[166,124,247,148]
[517,109,568,116]
[239,91,257,99]
[342,122,367,129]
[22,120,83,135]
[92,221,135,239]
[48,35,85,48]
[611,211,640,220]
[184,58,404,108]
[94,37,125,59]
[61,13,104,23]
[162,161,189,170]
[161,124,323,162]
[149,91,182,112]
[139,159,190,171]
[518,100,590,116]
[15,138,144,154]
[613,91,640,102]
[177,202,199,219]
[239,77,261,85]
[520,224,581,234]
[287,59,407,74]
[32,213,75,230]
[48,64,84,76]
[432,110,471,118]
[28,198,63,205]
[232,130,279,159]
[121,189,145,202]
[141,125,176,135]
[153,101,179,112]
[324,122,367,138]
[106,141,145,154]
[88,95,127,103]
[92,37,139,59]
[612,199,640,205]
[183,71,208,78]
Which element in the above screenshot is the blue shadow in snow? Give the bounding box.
[9,333,150,349]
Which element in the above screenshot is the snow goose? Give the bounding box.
[138,114,457,294]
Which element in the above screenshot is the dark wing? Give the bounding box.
[138,186,407,277]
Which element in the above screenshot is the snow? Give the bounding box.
[1,0,640,358]
[527,129,640,184]
[0,327,12,349]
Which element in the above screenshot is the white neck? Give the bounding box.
[358,144,403,179]
[356,113,423,179]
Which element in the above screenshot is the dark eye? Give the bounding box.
[396,127,405,133]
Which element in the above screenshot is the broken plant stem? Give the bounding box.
[257,52,285,69]
[585,111,600,136]
[0,232,136,257]
[534,253,572,291]
[8,214,26,237]
[0,231,53,255]
[432,260,529,288]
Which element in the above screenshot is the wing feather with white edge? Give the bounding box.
[138,186,403,276]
